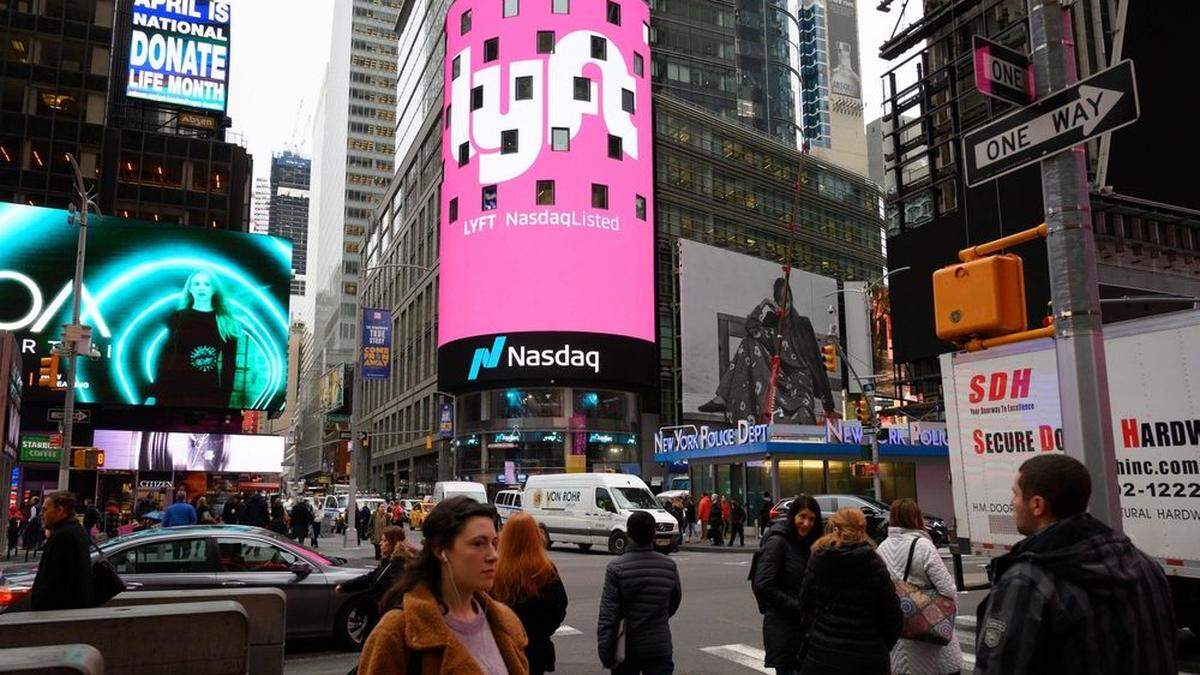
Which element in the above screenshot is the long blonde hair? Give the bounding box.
[178,269,240,342]
[812,506,872,551]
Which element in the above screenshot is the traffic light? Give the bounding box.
[821,344,837,372]
[37,355,62,389]
[855,398,870,424]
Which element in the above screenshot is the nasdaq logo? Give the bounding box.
[467,336,507,381]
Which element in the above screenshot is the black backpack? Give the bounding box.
[747,535,772,613]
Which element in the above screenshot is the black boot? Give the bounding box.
[698,397,726,413]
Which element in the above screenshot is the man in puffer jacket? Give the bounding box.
[975,455,1176,674]
[597,511,682,674]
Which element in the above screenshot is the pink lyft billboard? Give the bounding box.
[438,0,656,391]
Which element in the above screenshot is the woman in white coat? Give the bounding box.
[876,499,963,675]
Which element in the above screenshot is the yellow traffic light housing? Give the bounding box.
[855,399,870,424]
[38,355,62,390]
[933,254,1028,343]
[821,344,837,372]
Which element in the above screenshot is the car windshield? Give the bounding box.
[259,530,343,566]
[613,487,659,510]
[853,494,890,511]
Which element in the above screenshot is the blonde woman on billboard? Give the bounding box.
[145,269,244,409]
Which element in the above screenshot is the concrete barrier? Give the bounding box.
[0,644,104,674]
[105,589,286,675]
[0,601,248,674]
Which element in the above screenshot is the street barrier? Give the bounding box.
[0,644,104,674]
[0,601,248,674]
[105,588,285,675]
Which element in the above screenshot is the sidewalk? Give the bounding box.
[677,528,762,554]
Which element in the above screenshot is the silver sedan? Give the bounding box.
[2,525,378,649]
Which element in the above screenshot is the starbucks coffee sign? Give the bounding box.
[20,434,62,463]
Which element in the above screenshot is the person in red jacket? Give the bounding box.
[698,493,712,542]
[721,495,732,525]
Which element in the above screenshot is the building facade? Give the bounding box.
[268,151,311,303]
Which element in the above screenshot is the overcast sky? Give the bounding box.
[226,1,919,183]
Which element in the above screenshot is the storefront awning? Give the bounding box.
[654,441,866,464]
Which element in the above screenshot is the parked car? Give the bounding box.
[769,493,949,547]
[493,489,523,525]
[0,525,375,649]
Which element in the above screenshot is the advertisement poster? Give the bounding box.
[679,239,851,425]
[19,434,62,464]
[361,308,392,380]
[0,203,292,411]
[825,0,861,100]
[93,429,284,473]
[127,0,231,111]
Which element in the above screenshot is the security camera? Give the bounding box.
[87,346,102,361]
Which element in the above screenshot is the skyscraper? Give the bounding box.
[268,152,311,306]
[307,0,400,368]
[251,176,271,235]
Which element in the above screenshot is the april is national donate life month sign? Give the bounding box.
[127,0,231,112]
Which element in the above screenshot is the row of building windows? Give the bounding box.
[450,34,645,78]
[350,54,396,74]
[458,0,621,33]
[349,121,394,138]
[455,75,634,114]
[349,104,397,123]
[446,183,646,219]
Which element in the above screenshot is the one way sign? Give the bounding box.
[962,59,1138,187]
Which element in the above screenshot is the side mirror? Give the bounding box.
[290,561,313,578]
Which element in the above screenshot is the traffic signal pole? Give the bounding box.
[58,155,91,490]
[1027,0,1122,530]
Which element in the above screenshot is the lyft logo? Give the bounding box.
[448,30,640,183]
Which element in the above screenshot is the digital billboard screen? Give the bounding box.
[93,429,284,473]
[127,0,231,112]
[438,0,657,391]
[0,203,292,411]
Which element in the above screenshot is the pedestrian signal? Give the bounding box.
[821,344,837,372]
[855,399,870,424]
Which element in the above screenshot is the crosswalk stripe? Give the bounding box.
[554,625,582,637]
[699,643,773,674]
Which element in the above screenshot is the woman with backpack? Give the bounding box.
[796,507,903,674]
[876,499,962,674]
[752,495,823,675]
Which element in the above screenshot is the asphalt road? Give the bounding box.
[282,542,995,675]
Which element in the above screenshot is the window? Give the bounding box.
[515,76,533,100]
[460,9,472,33]
[110,539,211,574]
[596,488,617,513]
[482,185,498,210]
[449,198,458,221]
[503,0,519,17]
[633,52,644,76]
[452,55,461,79]
[444,104,452,127]
[216,538,298,572]
[551,127,570,151]
[607,134,623,159]
[536,180,555,205]
[458,142,470,166]
[622,88,635,113]
[606,1,621,24]
[573,77,590,101]
[635,194,646,220]
[590,36,606,60]
[501,129,518,154]
[471,85,484,110]
[537,30,555,53]
[591,184,608,209]
[552,0,569,13]
[484,38,499,62]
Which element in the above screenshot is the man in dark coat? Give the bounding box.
[221,495,242,524]
[290,498,314,542]
[758,492,774,536]
[81,499,100,536]
[975,454,1176,674]
[31,491,94,611]
[597,511,682,674]
[240,492,270,529]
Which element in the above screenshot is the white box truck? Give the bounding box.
[942,310,1200,632]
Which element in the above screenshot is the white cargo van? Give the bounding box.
[523,473,680,554]
[433,481,488,504]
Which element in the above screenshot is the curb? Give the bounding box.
[676,543,757,554]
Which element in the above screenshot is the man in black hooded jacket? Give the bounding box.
[975,454,1176,674]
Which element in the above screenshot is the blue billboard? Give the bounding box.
[126,0,231,112]
[361,308,392,380]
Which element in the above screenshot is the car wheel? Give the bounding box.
[608,531,628,555]
[578,543,593,551]
[335,596,373,651]
[540,524,552,550]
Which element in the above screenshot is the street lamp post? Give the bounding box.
[57,154,96,490]
[343,261,433,547]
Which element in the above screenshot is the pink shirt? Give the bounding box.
[443,599,507,675]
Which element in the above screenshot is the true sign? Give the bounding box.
[963,60,1138,187]
[972,35,1033,105]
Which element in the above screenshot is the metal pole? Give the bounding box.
[58,155,90,491]
[344,274,363,548]
[1027,0,1121,530]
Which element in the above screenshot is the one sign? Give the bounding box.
[48,408,90,424]
[241,410,261,434]
[653,420,771,455]
[177,111,218,130]
[127,0,231,112]
[318,365,346,412]
[963,60,1139,187]
[19,435,62,463]
[972,35,1033,105]
[438,403,454,439]
[361,309,392,380]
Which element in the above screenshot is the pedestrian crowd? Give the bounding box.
[14,454,1181,674]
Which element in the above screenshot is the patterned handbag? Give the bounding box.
[894,536,956,645]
